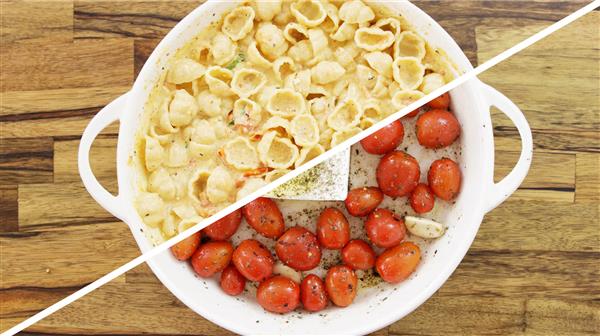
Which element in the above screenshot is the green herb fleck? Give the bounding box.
[225,52,246,70]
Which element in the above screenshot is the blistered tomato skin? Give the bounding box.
[341,239,376,270]
[427,92,451,109]
[428,158,462,201]
[316,208,351,250]
[220,265,246,296]
[376,151,420,197]
[300,274,328,312]
[232,239,274,282]
[376,242,421,283]
[409,183,435,213]
[325,265,358,307]
[344,187,384,217]
[204,209,242,241]
[242,197,285,239]
[416,109,460,149]
[257,275,300,314]
[276,226,321,271]
[365,208,406,248]
[360,120,404,155]
[191,241,233,278]
[170,232,201,261]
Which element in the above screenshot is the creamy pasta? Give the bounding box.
[133,0,456,241]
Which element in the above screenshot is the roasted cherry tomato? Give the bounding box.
[416,109,460,149]
[428,158,461,201]
[376,242,421,283]
[257,275,300,313]
[341,239,376,270]
[232,239,274,282]
[316,207,351,249]
[276,226,321,271]
[409,183,435,213]
[360,120,404,155]
[427,92,450,109]
[170,232,201,261]
[300,274,328,312]
[325,265,358,307]
[220,265,246,296]
[204,209,242,241]
[191,241,233,278]
[365,208,406,248]
[344,187,384,217]
[242,197,285,239]
[376,151,420,197]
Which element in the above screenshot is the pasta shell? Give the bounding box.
[290,113,320,147]
[222,6,255,41]
[231,68,266,97]
[392,57,425,90]
[135,192,165,228]
[258,131,299,169]
[339,0,374,24]
[167,58,206,84]
[355,27,395,52]
[267,88,306,118]
[327,99,363,131]
[223,137,260,170]
[290,0,327,27]
[394,31,426,60]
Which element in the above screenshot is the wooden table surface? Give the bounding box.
[1,1,599,335]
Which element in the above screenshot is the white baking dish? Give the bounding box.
[78,1,533,334]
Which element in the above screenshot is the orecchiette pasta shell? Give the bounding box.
[372,75,391,98]
[392,57,426,90]
[148,167,177,200]
[231,68,266,97]
[223,137,260,170]
[394,31,427,60]
[233,98,262,128]
[273,57,296,82]
[295,144,325,168]
[327,99,363,131]
[267,88,306,118]
[330,22,357,42]
[363,99,383,119]
[196,90,222,117]
[222,6,255,41]
[264,169,290,183]
[158,100,178,134]
[188,168,211,203]
[169,89,198,127]
[308,28,328,55]
[206,166,235,204]
[355,27,395,52]
[419,73,446,94]
[356,64,378,90]
[339,0,375,24]
[256,23,289,61]
[375,18,402,38]
[236,178,267,201]
[177,216,203,234]
[319,128,334,148]
[262,115,291,136]
[165,141,188,168]
[247,41,273,68]
[211,32,237,66]
[287,40,313,64]
[258,131,300,169]
[135,192,165,228]
[204,66,234,96]
[283,22,309,44]
[148,124,172,145]
[330,127,362,147]
[311,61,345,85]
[144,136,164,172]
[290,0,327,27]
[290,113,320,147]
[360,117,378,129]
[306,85,328,100]
[254,0,282,21]
[364,52,393,78]
[321,3,339,33]
[392,90,425,110]
[167,58,206,84]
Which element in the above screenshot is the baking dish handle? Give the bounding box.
[480,83,533,213]
[78,93,128,219]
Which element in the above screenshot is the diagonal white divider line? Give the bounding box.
[3,1,598,335]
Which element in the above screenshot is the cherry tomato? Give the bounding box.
[427,92,450,109]
[220,265,246,296]
[360,120,404,155]
[405,107,421,118]
[242,197,285,239]
[365,208,406,248]
[204,209,242,241]
[344,187,384,217]
[376,242,421,283]
[325,265,358,307]
[232,239,274,282]
[428,158,462,201]
[170,232,201,261]
[276,226,321,271]
[341,239,376,270]
[416,109,460,149]
[190,241,233,278]
[316,208,351,249]
[376,151,420,197]
[409,183,435,213]
[257,275,300,313]
[300,274,328,312]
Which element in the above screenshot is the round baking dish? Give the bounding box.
[78,1,533,334]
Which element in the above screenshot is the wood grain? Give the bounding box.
[0,1,598,335]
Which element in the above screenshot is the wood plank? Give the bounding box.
[18,182,117,228]
[0,86,129,116]
[390,296,526,335]
[53,137,117,191]
[22,278,234,336]
[0,114,120,140]
[134,38,160,78]
[74,1,203,39]
[437,250,600,301]
[0,223,137,289]
[0,0,73,44]
[526,298,600,335]
[0,137,53,185]
[576,153,600,202]
[0,39,133,92]
[0,185,18,232]
[476,199,599,252]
